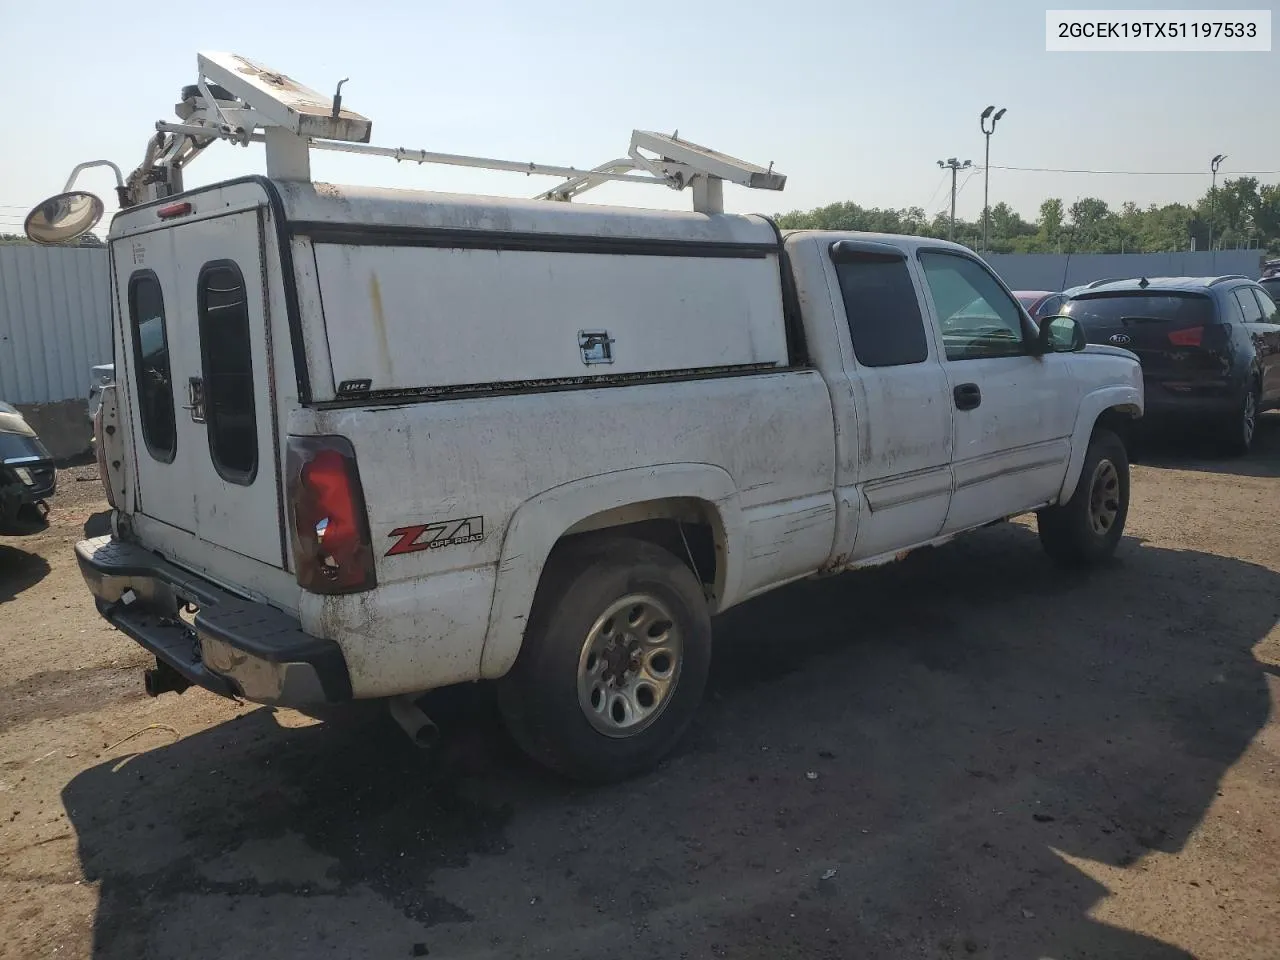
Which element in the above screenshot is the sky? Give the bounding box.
[0,0,1276,236]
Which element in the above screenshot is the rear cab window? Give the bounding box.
[197,261,258,485]
[128,270,177,463]
[831,247,930,367]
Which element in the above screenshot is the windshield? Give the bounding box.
[1062,292,1214,327]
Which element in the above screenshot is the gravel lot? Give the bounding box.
[2,419,1278,960]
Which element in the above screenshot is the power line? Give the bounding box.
[955,168,980,198]
[983,164,1280,176]
[921,170,950,214]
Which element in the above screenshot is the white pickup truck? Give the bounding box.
[32,54,1142,782]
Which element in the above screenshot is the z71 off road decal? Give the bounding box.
[385,517,485,556]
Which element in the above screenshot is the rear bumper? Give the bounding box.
[1141,378,1240,419]
[75,535,352,706]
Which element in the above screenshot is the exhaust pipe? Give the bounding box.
[388,694,440,749]
[144,659,190,697]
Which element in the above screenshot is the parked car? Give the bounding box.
[1013,290,1070,320]
[1260,258,1280,280]
[1259,275,1280,303]
[45,51,1145,784]
[0,401,57,533]
[1060,276,1280,454]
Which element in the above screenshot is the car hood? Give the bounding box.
[0,402,38,439]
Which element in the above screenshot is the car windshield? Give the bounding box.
[1062,292,1214,327]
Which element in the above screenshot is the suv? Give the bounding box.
[1061,276,1280,454]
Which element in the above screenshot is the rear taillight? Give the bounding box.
[93,403,117,510]
[1167,326,1203,347]
[286,436,376,594]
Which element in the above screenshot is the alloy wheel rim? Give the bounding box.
[576,594,683,738]
[1243,390,1256,446]
[1088,459,1121,537]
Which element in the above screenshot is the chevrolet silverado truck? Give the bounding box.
[28,53,1143,782]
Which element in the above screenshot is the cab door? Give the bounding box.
[916,249,1079,534]
[823,240,955,561]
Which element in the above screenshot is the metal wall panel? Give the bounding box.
[0,245,112,403]
[985,250,1265,293]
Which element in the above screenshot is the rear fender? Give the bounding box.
[479,463,743,679]
[1057,386,1143,504]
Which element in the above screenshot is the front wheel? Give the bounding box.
[1037,428,1130,568]
[496,536,711,783]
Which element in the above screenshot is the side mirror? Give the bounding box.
[1036,314,1086,354]
[23,191,105,245]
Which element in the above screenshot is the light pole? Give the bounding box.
[937,157,972,242]
[1208,153,1227,254]
[979,105,1007,253]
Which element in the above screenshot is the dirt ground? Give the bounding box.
[2,420,1278,960]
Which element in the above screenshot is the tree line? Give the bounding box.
[775,176,1280,256]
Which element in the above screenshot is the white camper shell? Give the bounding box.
[62,53,1143,782]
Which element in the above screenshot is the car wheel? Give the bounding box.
[1219,381,1260,457]
[496,535,711,783]
[1036,428,1130,568]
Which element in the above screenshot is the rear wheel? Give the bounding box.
[496,536,711,783]
[1037,428,1129,567]
[1218,381,1260,456]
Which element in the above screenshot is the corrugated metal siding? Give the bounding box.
[0,245,112,403]
[985,250,1264,292]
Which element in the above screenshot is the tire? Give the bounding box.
[1036,428,1129,568]
[496,535,711,783]
[1218,381,1260,457]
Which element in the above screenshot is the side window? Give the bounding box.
[918,252,1028,361]
[1252,287,1278,323]
[833,254,929,367]
[197,261,258,485]
[1038,295,1065,318]
[128,271,177,463]
[1234,289,1263,324]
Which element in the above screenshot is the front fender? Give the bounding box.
[1057,385,1143,504]
[478,463,743,679]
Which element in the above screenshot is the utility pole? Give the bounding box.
[979,106,1007,253]
[937,157,972,242]
[1209,153,1227,255]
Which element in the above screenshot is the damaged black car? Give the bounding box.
[0,402,56,533]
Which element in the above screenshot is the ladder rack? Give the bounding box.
[126,51,786,215]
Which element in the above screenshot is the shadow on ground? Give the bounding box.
[0,542,52,604]
[62,524,1279,959]
[1132,410,1280,478]
[83,510,112,538]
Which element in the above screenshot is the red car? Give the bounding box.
[1013,290,1069,319]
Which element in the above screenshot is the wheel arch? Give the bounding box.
[1057,387,1142,504]
[478,464,743,679]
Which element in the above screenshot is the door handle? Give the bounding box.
[953,382,982,411]
[184,376,206,423]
